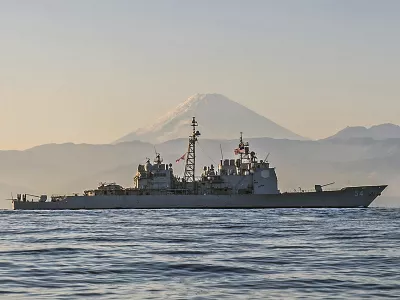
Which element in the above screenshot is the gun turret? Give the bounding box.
[315,182,335,192]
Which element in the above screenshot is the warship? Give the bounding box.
[12,117,387,210]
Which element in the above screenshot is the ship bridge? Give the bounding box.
[199,133,279,195]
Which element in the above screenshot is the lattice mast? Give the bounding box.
[183,117,201,184]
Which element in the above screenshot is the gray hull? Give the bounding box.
[12,185,387,210]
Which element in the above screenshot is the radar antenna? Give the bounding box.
[183,117,201,185]
[153,146,163,164]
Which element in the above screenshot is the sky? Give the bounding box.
[0,0,399,150]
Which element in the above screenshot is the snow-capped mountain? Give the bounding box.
[114,93,306,143]
[325,123,400,140]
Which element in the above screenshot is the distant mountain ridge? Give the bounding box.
[114,93,306,143]
[325,123,400,140]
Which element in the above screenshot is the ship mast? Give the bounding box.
[183,117,201,184]
[239,131,244,168]
[237,132,250,175]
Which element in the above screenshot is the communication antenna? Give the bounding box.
[5,192,16,201]
[220,144,224,161]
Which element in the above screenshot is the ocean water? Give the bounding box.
[0,209,399,299]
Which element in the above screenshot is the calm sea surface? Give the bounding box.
[0,209,399,299]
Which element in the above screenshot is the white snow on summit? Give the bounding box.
[115,93,306,143]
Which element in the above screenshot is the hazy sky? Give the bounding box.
[1,0,399,150]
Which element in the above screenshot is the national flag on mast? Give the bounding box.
[176,153,186,163]
[234,147,245,155]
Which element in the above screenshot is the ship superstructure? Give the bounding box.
[11,117,387,210]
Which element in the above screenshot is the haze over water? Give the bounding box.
[1,209,399,299]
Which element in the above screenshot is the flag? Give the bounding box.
[176,153,186,163]
[234,148,245,155]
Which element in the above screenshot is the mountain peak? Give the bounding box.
[170,93,232,118]
[135,93,225,135]
[186,93,226,102]
[115,93,306,144]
